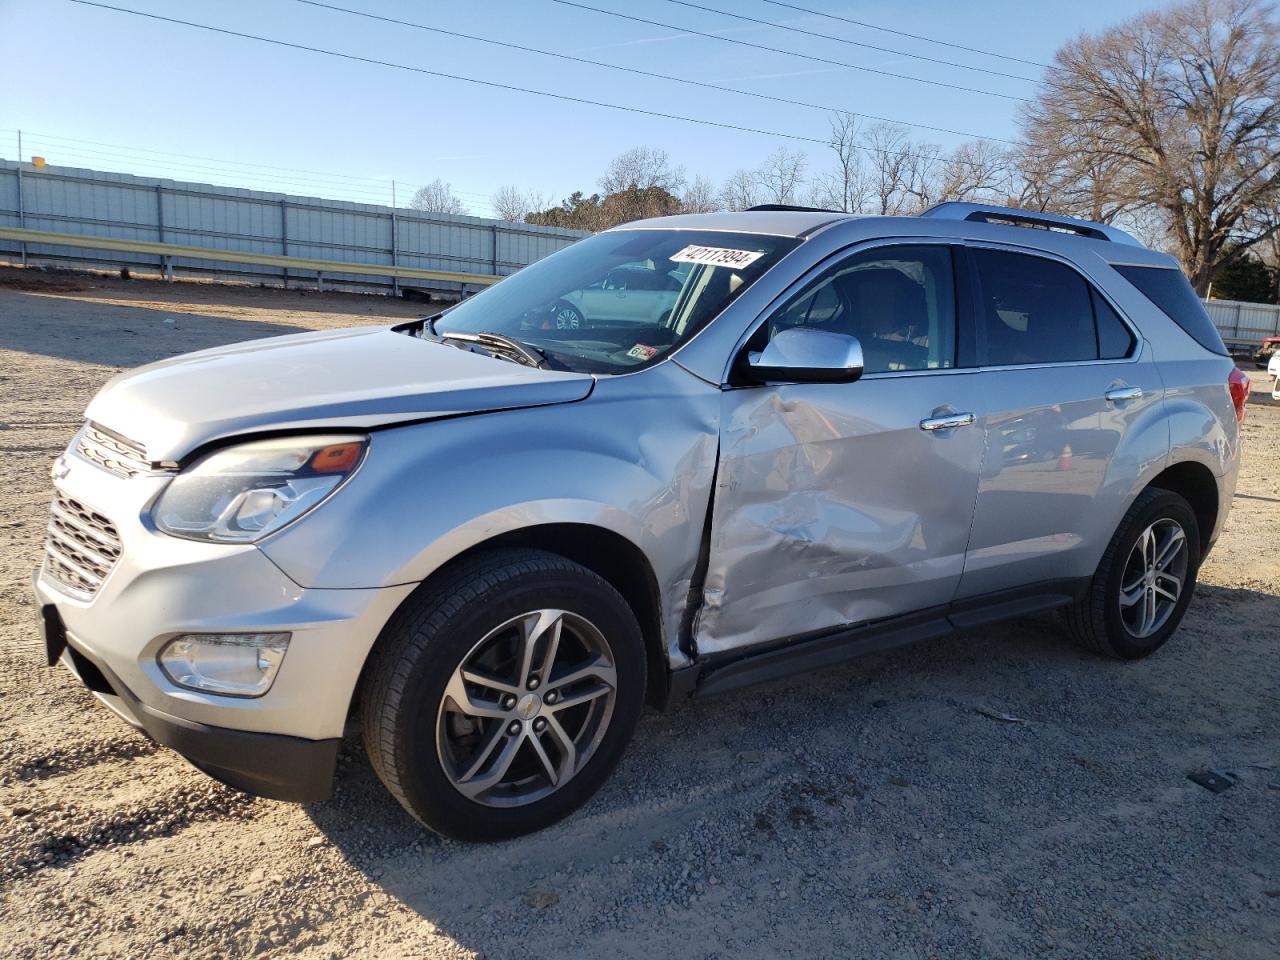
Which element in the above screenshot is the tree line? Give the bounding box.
[411,0,1280,300]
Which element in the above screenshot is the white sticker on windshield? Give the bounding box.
[670,244,764,269]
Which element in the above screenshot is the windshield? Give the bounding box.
[433,229,799,374]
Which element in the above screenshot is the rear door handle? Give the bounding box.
[1104,386,1143,403]
[919,412,975,431]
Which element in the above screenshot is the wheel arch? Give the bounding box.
[352,523,673,716]
[1144,460,1220,562]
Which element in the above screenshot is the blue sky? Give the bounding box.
[1,0,1166,217]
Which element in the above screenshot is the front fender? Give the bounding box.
[259,363,721,647]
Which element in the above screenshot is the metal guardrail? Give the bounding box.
[0,226,501,290]
[0,160,588,294]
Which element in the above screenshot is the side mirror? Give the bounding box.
[743,327,864,384]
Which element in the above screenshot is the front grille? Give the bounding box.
[42,492,123,599]
[76,423,151,479]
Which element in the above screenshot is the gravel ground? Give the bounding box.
[0,268,1277,959]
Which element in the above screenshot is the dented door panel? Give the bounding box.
[695,372,986,655]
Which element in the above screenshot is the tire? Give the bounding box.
[361,548,645,840]
[1065,488,1201,660]
[551,301,584,330]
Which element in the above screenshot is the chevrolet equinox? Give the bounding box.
[34,203,1246,839]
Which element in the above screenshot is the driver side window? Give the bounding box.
[766,245,957,373]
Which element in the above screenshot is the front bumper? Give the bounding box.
[32,450,419,801]
[49,608,339,801]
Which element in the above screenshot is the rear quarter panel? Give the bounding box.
[1089,255,1240,545]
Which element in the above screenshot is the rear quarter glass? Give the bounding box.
[1113,265,1228,356]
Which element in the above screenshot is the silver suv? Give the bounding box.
[33,203,1247,840]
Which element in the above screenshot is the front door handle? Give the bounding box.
[1104,386,1144,403]
[920,412,976,431]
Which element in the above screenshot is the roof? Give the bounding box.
[610,209,850,238]
[608,205,1176,267]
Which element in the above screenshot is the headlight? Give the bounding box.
[158,632,290,697]
[152,434,367,543]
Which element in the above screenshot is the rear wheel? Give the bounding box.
[1066,488,1201,659]
[361,549,645,840]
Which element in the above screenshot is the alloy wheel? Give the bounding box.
[1118,518,1188,639]
[435,609,617,807]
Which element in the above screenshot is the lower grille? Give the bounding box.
[42,492,123,599]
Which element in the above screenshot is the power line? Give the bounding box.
[4,128,496,201]
[4,130,497,211]
[66,0,835,147]
[758,0,1052,70]
[549,0,1031,102]
[14,129,405,190]
[10,138,398,200]
[61,0,1007,190]
[658,0,1038,83]
[757,0,1049,69]
[293,0,1017,145]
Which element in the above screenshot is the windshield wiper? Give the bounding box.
[435,329,548,368]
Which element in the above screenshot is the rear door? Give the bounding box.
[956,245,1165,599]
[696,242,987,656]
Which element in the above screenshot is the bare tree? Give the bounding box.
[898,141,945,212]
[721,168,763,211]
[681,175,722,213]
[936,140,1013,204]
[409,178,469,216]
[599,146,686,195]
[807,113,873,212]
[757,147,808,205]
[863,123,915,215]
[1021,0,1280,292]
[490,185,547,223]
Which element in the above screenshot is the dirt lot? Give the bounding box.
[0,269,1277,959]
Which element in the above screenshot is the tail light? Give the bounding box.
[1227,367,1250,424]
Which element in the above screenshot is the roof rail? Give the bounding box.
[919,202,1144,247]
[746,203,841,214]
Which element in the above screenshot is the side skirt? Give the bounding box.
[679,578,1089,701]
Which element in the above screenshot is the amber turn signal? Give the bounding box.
[310,441,365,473]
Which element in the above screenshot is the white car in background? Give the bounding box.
[1269,350,1280,398]
[553,263,687,328]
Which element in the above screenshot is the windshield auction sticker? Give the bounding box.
[670,244,764,269]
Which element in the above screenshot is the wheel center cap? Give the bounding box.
[516,693,542,719]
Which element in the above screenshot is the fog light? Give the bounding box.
[157,633,290,698]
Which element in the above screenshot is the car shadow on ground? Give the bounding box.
[0,290,313,368]
[0,268,430,320]
[304,584,1280,957]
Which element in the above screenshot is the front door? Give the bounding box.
[695,243,986,656]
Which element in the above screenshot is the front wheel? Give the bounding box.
[550,301,584,330]
[361,549,645,840]
[1065,488,1201,659]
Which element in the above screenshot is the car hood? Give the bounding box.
[85,326,595,462]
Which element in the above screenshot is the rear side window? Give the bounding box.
[972,250,1098,365]
[1092,290,1136,359]
[1113,264,1227,356]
